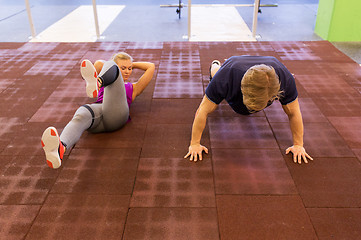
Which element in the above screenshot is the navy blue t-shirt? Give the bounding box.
[205,56,298,115]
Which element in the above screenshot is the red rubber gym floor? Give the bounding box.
[0,41,360,240]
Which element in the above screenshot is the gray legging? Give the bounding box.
[60,61,129,148]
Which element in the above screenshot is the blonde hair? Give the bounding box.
[111,52,133,64]
[241,64,283,112]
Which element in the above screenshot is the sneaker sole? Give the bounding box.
[81,59,99,98]
[209,60,221,81]
[41,127,62,169]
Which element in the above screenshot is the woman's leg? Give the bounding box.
[59,105,94,148]
[41,103,104,169]
[41,105,94,169]
[96,60,129,132]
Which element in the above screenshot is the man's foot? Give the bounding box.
[41,127,65,169]
[81,59,99,98]
[209,60,221,81]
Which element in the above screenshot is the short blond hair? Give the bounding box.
[111,52,133,63]
[241,64,282,112]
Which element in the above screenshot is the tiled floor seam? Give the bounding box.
[21,158,65,240]
[209,134,221,240]
[264,112,315,229]
[324,116,358,159]
[266,105,323,240]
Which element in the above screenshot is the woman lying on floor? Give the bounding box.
[41,52,155,169]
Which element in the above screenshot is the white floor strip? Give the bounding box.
[30,5,125,42]
[190,6,256,42]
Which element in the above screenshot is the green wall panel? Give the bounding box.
[315,0,361,41]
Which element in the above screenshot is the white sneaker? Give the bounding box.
[41,127,65,169]
[209,60,221,81]
[80,59,99,98]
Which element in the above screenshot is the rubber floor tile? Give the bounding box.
[2,58,42,79]
[208,117,279,149]
[198,41,238,50]
[1,40,361,239]
[312,94,361,117]
[76,122,147,149]
[216,195,317,240]
[293,79,310,98]
[127,96,152,124]
[51,148,140,194]
[296,74,358,96]
[270,41,312,51]
[81,50,116,63]
[270,42,321,61]
[148,99,201,124]
[26,194,130,240]
[48,77,91,98]
[0,42,25,49]
[327,62,361,77]
[5,77,59,99]
[50,42,93,55]
[153,51,203,98]
[0,155,60,204]
[130,158,215,207]
[0,78,14,92]
[18,42,60,53]
[307,208,361,240]
[125,47,162,56]
[236,41,275,52]
[264,98,328,123]
[285,157,361,207]
[306,41,357,63]
[282,60,336,76]
[199,55,235,75]
[47,51,86,62]
[212,149,297,194]
[157,60,201,73]
[163,42,199,51]
[0,205,40,240]
[153,75,203,98]
[90,41,128,52]
[123,208,219,240]
[0,96,50,119]
[157,62,201,75]
[141,123,210,158]
[24,60,77,77]
[63,66,85,80]
[127,42,164,49]
[123,50,161,65]
[1,122,66,156]
[29,97,88,123]
[159,53,201,65]
[352,149,361,163]
[277,48,321,61]
[199,43,238,73]
[0,117,24,152]
[271,122,355,158]
[328,117,361,149]
[343,74,361,94]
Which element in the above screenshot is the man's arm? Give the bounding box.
[184,95,218,162]
[281,98,313,164]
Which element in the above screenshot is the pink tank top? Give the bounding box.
[95,82,133,108]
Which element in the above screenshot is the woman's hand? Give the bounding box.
[286,145,313,164]
[184,144,208,162]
